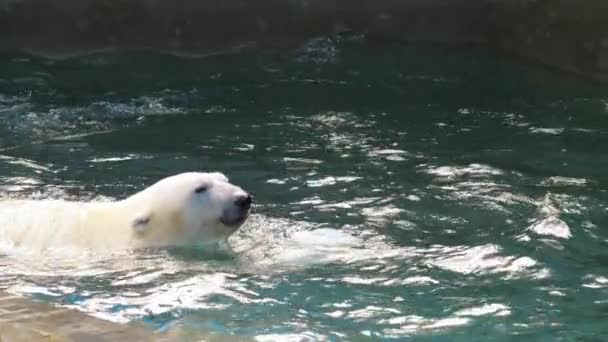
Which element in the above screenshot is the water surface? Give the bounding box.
[1,39,608,341]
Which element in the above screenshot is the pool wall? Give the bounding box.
[0,0,606,81]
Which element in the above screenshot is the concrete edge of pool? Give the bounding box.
[0,291,250,342]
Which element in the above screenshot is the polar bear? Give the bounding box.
[0,172,252,251]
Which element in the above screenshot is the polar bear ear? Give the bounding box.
[131,212,152,235]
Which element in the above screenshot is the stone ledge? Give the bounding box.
[0,291,165,342]
[0,291,253,341]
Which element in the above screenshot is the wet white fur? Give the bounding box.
[0,172,249,251]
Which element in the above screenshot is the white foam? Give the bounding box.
[529,217,572,239]
[527,195,572,239]
[530,127,564,135]
[0,155,53,172]
[454,303,511,317]
[89,155,138,163]
[228,216,547,281]
[422,163,504,179]
[541,176,588,187]
[305,176,361,187]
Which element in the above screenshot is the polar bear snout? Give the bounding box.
[235,194,253,210]
[220,193,252,228]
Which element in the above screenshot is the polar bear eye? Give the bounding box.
[194,185,208,194]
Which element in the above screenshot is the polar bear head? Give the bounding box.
[124,172,252,247]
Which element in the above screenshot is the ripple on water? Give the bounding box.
[582,275,608,289]
[0,46,607,339]
[378,303,511,338]
[529,127,564,135]
[528,217,572,239]
[421,163,504,179]
[541,176,588,187]
[305,176,361,188]
[0,93,184,148]
[88,154,153,163]
[0,210,549,324]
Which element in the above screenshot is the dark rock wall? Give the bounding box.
[0,0,606,81]
[487,0,608,81]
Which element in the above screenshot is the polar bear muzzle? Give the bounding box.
[220,193,252,227]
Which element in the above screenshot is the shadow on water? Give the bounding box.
[165,245,236,263]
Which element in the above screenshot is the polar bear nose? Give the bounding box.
[235,194,253,209]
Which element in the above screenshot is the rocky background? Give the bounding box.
[0,0,606,81]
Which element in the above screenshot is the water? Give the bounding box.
[1,39,608,340]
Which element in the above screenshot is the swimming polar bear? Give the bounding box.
[0,172,252,251]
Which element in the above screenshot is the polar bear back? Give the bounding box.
[0,199,123,250]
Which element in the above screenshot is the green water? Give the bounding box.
[1,39,608,341]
